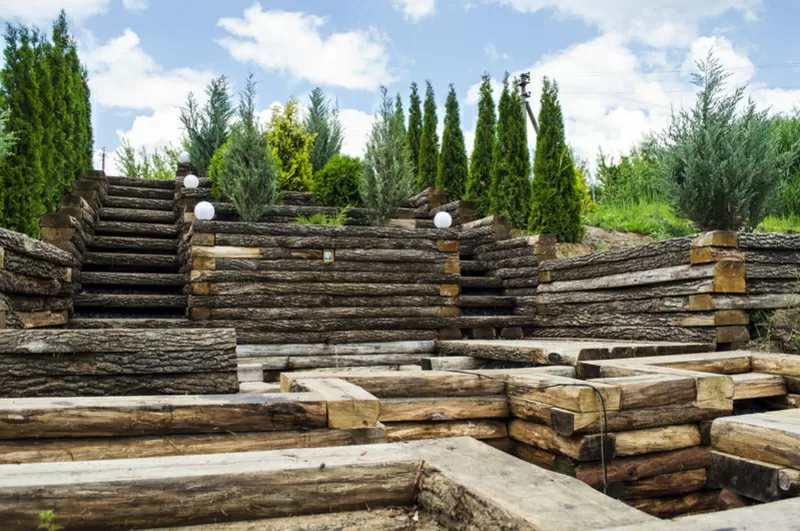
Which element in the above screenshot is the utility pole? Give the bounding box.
[101,147,106,173]
[517,73,539,137]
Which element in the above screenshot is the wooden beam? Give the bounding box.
[614,425,701,457]
[711,451,799,503]
[508,419,614,461]
[731,373,787,400]
[290,378,379,429]
[711,410,800,468]
[384,419,508,442]
[379,396,508,422]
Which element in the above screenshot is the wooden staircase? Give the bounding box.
[457,253,521,340]
[69,177,188,329]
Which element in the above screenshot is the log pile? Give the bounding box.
[0,229,79,329]
[535,231,750,345]
[0,328,238,397]
[185,221,461,349]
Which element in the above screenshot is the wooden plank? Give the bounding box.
[731,372,787,400]
[614,425,701,457]
[711,451,798,503]
[513,441,557,469]
[589,375,696,410]
[16,310,68,329]
[385,419,508,442]
[251,353,428,371]
[616,468,707,500]
[751,353,800,377]
[290,378,379,429]
[238,341,434,357]
[573,446,711,487]
[379,396,508,422]
[508,419,614,461]
[629,490,719,519]
[711,410,800,468]
[507,374,621,413]
[421,356,486,370]
[538,264,715,294]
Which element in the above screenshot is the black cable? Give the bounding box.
[444,369,611,493]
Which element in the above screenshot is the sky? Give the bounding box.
[1,0,799,176]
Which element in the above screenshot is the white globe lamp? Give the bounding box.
[183,174,199,189]
[178,151,191,164]
[194,201,215,221]
[433,211,452,229]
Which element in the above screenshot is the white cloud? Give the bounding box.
[340,109,376,157]
[108,107,183,174]
[84,29,214,110]
[684,35,755,86]
[485,43,510,62]
[0,0,109,25]
[122,0,149,12]
[217,4,396,91]
[392,0,436,21]
[488,0,762,48]
[465,77,503,105]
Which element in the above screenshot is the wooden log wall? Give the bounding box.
[535,231,750,345]
[0,329,239,397]
[185,221,461,352]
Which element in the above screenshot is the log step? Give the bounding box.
[460,261,490,273]
[67,318,195,328]
[460,276,503,289]
[95,221,179,238]
[85,252,179,269]
[458,295,516,308]
[105,176,176,189]
[74,293,187,309]
[90,236,179,253]
[99,208,176,224]
[103,196,175,211]
[107,185,174,200]
[81,272,185,286]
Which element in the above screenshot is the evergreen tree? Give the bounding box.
[395,93,406,136]
[360,87,415,225]
[65,37,92,176]
[268,99,315,191]
[0,109,16,160]
[529,77,583,241]
[489,76,510,217]
[467,74,496,218]
[417,80,439,190]
[305,87,342,174]
[405,82,422,180]
[436,83,468,199]
[49,11,74,195]
[181,76,234,176]
[0,24,45,235]
[33,29,57,211]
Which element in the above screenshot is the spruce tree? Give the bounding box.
[0,24,45,235]
[436,84,468,199]
[405,82,422,181]
[181,76,234,176]
[529,77,582,241]
[305,87,342,174]
[417,80,439,190]
[467,74,496,218]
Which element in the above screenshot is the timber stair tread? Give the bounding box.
[67,318,194,328]
[99,207,176,224]
[84,252,179,269]
[107,185,174,200]
[81,272,185,286]
[103,196,175,211]
[90,236,179,253]
[95,221,179,238]
[460,276,503,289]
[74,293,186,308]
[457,295,516,308]
[105,176,176,189]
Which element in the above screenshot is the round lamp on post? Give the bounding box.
[183,174,199,189]
[194,201,215,221]
[178,151,191,165]
[433,211,452,229]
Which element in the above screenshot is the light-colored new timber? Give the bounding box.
[614,424,701,457]
[290,378,380,429]
[711,409,800,468]
[379,396,508,422]
[731,372,787,400]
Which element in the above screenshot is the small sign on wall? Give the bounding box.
[323,249,335,263]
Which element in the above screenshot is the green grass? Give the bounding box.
[757,215,800,233]
[585,201,696,240]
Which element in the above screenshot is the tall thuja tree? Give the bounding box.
[360,87,415,225]
[66,37,92,175]
[500,81,532,229]
[0,24,45,235]
[436,83,468,199]
[49,11,74,194]
[467,74,496,217]
[529,77,582,241]
[33,29,57,210]
[405,82,422,180]
[395,93,406,136]
[305,87,342,174]
[417,80,439,190]
[181,76,233,176]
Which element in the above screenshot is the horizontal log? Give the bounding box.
[526,326,717,343]
[536,279,716,305]
[193,220,458,240]
[214,258,450,273]
[573,446,711,487]
[191,294,455,309]
[711,409,800,468]
[747,263,800,279]
[103,195,174,210]
[731,372,787,400]
[1,250,72,282]
[379,396,509,422]
[508,419,613,461]
[91,236,179,253]
[189,270,456,284]
[615,468,707,500]
[246,353,428,371]
[513,441,557,469]
[201,282,444,297]
[237,329,439,345]
[0,372,239,398]
[385,419,508,442]
[211,306,457,321]
[99,207,176,223]
[237,341,434,357]
[747,279,800,294]
[541,250,690,283]
[191,317,454,332]
[107,184,173,199]
[535,311,747,328]
[106,175,174,188]
[214,234,442,251]
[536,297,695,316]
[0,269,74,297]
[3,294,71,313]
[74,293,186,309]
[421,356,487,370]
[744,249,800,264]
[0,329,236,354]
[508,374,620,413]
[628,489,719,519]
[95,220,179,237]
[0,228,77,268]
[739,232,800,250]
[539,237,692,271]
[81,272,184,286]
[539,264,718,293]
[711,451,798,503]
[614,424,701,457]
[85,252,179,269]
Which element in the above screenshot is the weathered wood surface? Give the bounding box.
[0,228,78,267]
[237,329,439,345]
[573,446,711,487]
[0,329,236,353]
[509,419,613,461]
[528,326,717,343]
[290,378,379,429]
[213,258,452,273]
[731,372,787,400]
[75,293,186,309]
[614,425,701,457]
[615,468,707,500]
[508,374,620,413]
[186,317,456,332]
[0,269,75,297]
[740,232,800,249]
[590,375,696,410]
[95,220,179,237]
[99,207,176,223]
[628,490,719,519]
[81,272,184,286]
[536,297,698,316]
[107,184,173,200]
[711,451,799,502]
[91,236,178,252]
[214,234,443,251]
[2,250,72,282]
[746,263,800,279]
[248,353,427,370]
[104,195,174,211]
[192,294,455,309]
[744,249,800,264]
[190,270,456,284]
[193,246,451,263]
[538,264,717,293]
[534,311,744,328]
[513,441,558,469]
[379,396,508,422]
[193,220,458,240]
[536,279,716,305]
[421,356,487,370]
[539,237,692,271]
[200,281,443,297]
[2,294,71,312]
[238,341,434,357]
[711,409,800,468]
[0,393,327,438]
[385,419,508,442]
[86,252,179,269]
[541,251,690,283]
[106,175,175,189]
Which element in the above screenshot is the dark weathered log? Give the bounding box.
[193,220,458,240]
[4,294,71,312]
[99,207,176,224]
[212,306,454,321]
[0,270,74,297]
[747,263,800,280]
[503,288,538,296]
[492,266,538,280]
[81,272,184,286]
[106,175,175,189]
[744,249,800,264]
[0,350,234,377]
[214,234,441,250]
[615,468,707,500]
[629,490,719,518]
[0,372,238,397]
[460,276,503,289]
[457,295,516,308]
[535,279,715,305]
[542,251,690,283]
[204,282,443,297]
[536,297,694,316]
[476,246,533,262]
[190,270,456,284]
[534,311,730,328]
[489,255,538,270]
[740,232,800,250]
[107,184,173,200]
[214,258,448,273]
[85,252,179,269]
[189,294,454,308]
[91,236,178,253]
[193,317,455,332]
[502,277,539,289]
[2,250,72,282]
[527,326,717,343]
[66,318,195,329]
[237,329,439,345]
[0,228,77,268]
[95,221,179,237]
[250,352,428,370]
[539,236,692,271]
[74,293,186,309]
[711,451,797,503]
[0,329,236,354]
[196,247,450,263]
[104,195,174,211]
[508,419,614,461]
[539,264,717,293]
[573,446,711,487]
[747,279,800,294]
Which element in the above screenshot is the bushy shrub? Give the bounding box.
[312,155,363,207]
[212,77,280,221]
[660,52,786,231]
[296,206,352,226]
[115,138,180,180]
[771,112,800,218]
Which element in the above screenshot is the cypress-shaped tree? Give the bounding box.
[529,77,583,241]
[395,93,406,136]
[49,11,74,194]
[181,76,234,176]
[436,83,468,199]
[405,82,422,180]
[0,24,45,235]
[66,38,92,176]
[267,99,315,191]
[467,73,496,217]
[489,76,510,218]
[305,87,342,174]
[33,29,57,211]
[417,80,439,190]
